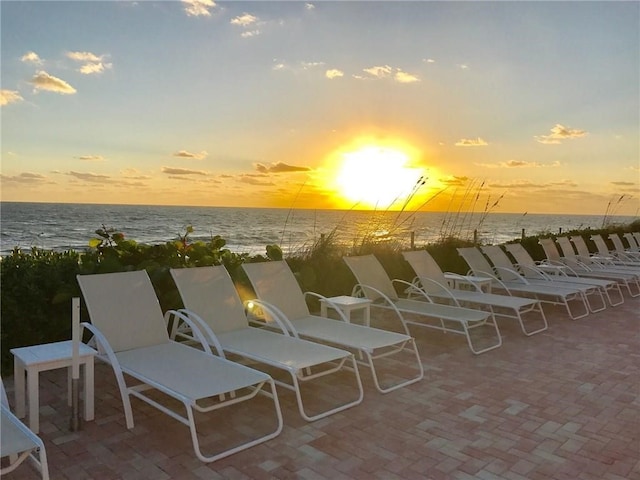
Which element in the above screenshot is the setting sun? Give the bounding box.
[335,145,423,209]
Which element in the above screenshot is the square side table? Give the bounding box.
[320,295,372,326]
[11,340,97,433]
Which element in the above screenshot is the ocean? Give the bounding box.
[0,202,637,256]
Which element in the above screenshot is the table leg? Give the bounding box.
[13,361,26,419]
[67,367,72,407]
[363,306,370,327]
[27,368,40,433]
[84,358,95,421]
[320,302,327,317]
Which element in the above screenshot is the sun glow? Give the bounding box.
[335,145,423,209]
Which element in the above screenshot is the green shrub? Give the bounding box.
[2,220,638,376]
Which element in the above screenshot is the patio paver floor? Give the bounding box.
[2,296,639,479]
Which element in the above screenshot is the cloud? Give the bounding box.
[455,137,488,147]
[161,166,207,175]
[80,62,111,75]
[1,172,48,184]
[0,89,24,106]
[488,180,549,189]
[173,150,208,160]
[241,30,261,38]
[239,175,275,186]
[21,51,42,64]
[254,162,310,174]
[424,58,436,64]
[363,65,393,78]
[76,155,105,161]
[301,61,324,69]
[611,181,636,187]
[231,13,258,27]
[395,69,420,83]
[305,3,315,10]
[66,51,102,63]
[440,176,469,186]
[29,71,76,94]
[66,51,112,75]
[476,160,561,168]
[182,0,216,17]
[535,124,587,144]
[361,65,420,83]
[67,171,113,183]
[457,64,469,70]
[325,69,344,79]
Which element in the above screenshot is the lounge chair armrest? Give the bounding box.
[493,266,530,284]
[464,270,514,296]
[516,263,551,280]
[391,278,434,304]
[243,299,298,338]
[168,309,221,357]
[81,322,122,368]
[414,276,461,305]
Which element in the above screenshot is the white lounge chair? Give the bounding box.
[569,235,640,274]
[622,232,640,253]
[343,254,502,354]
[169,266,363,422]
[401,249,548,336]
[605,233,640,262]
[457,246,591,320]
[541,237,640,298]
[504,242,624,307]
[242,260,424,393]
[77,270,283,463]
[1,378,49,480]
[482,245,606,314]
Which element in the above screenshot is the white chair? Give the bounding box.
[242,260,424,393]
[1,378,50,480]
[569,235,640,274]
[402,249,548,336]
[504,242,624,307]
[482,245,608,314]
[169,266,363,422]
[605,233,640,262]
[77,270,283,463]
[541,237,640,298]
[343,254,502,354]
[622,232,640,253]
[458,246,591,320]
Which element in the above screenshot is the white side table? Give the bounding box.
[11,340,97,433]
[445,274,493,293]
[320,295,372,326]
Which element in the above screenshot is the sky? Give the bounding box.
[1,0,639,216]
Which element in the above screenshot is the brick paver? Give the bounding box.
[2,295,639,479]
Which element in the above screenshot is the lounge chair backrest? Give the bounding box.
[569,235,591,257]
[170,266,248,334]
[1,377,8,407]
[242,261,310,320]
[503,244,538,277]
[401,250,448,293]
[555,237,577,258]
[77,270,170,352]
[480,246,521,281]
[539,238,562,262]
[608,234,627,253]
[623,233,640,251]
[343,255,399,301]
[590,235,611,255]
[457,247,495,276]
[504,243,534,267]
